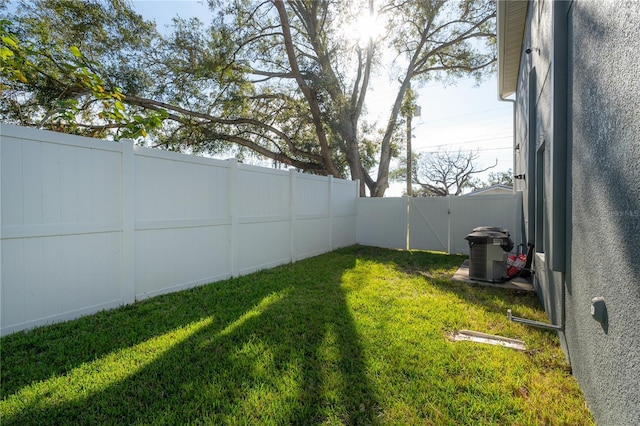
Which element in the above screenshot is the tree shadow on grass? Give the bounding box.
[1,267,295,397]
[1,249,381,425]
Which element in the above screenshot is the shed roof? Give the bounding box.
[497,0,529,98]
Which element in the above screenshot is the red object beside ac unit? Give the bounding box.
[507,254,527,278]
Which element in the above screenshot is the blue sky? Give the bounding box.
[131,1,513,195]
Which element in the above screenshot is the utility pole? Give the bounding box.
[402,84,419,197]
[406,101,413,197]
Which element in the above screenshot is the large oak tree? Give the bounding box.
[1,0,496,196]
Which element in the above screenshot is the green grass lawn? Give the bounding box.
[1,245,593,425]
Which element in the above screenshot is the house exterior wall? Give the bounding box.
[514,0,562,332]
[513,1,640,423]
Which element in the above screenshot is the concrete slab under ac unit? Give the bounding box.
[452,260,535,292]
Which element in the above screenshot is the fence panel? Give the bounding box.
[133,148,234,299]
[331,178,358,249]
[449,193,523,254]
[1,124,358,336]
[356,198,408,249]
[409,197,450,252]
[235,164,292,276]
[356,194,522,255]
[1,126,124,335]
[135,149,230,222]
[293,174,331,260]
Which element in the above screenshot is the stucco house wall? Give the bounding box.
[504,0,640,423]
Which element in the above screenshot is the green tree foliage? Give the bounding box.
[470,168,514,189]
[1,0,496,196]
[0,1,167,138]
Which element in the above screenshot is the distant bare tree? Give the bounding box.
[394,149,496,196]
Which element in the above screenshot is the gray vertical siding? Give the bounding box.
[514,0,640,423]
[566,2,640,423]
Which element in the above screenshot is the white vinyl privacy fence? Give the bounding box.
[1,125,521,335]
[0,124,358,336]
[357,193,523,254]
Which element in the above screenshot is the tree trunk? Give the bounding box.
[373,76,413,197]
[338,115,367,196]
[273,0,340,178]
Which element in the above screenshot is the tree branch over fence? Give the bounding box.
[3,0,497,196]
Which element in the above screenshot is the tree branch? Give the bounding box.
[123,94,323,163]
[273,0,340,177]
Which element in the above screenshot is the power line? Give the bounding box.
[419,130,512,140]
[419,134,512,149]
[415,146,513,154]
[416,106,512,125]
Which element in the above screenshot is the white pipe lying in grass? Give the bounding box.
[451,330,527,351]
[507,309,563,331]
